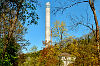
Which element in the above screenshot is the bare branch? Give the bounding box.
[63,1,88,11]
[53,1,88,14]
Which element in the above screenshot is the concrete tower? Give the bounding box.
[45,2,50,47]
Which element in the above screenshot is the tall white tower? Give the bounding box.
[45,2,50,47]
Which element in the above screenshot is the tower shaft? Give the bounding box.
[45,2,50,47]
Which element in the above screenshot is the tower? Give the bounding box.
[45,2,50,47]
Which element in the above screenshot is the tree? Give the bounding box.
[52,20,68,42]
[64,38,98,66]
[18,51,40,66]
[0,0,39,38]
[52,20,68,49]
[39,45,61,66]
[0,0,39,65]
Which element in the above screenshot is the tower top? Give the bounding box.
[46,2,50,8]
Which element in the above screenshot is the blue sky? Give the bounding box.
[23,0,100,53]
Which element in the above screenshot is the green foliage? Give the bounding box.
[18,51,40,66]
[0,36,20,66]
[64,38,99,66]
[0,39,3,65]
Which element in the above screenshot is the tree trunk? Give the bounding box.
[60,32,63,49]
[89,0,99,42]
[0,22,2,38]
[8,15,17,38]
[89,0,100,65]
